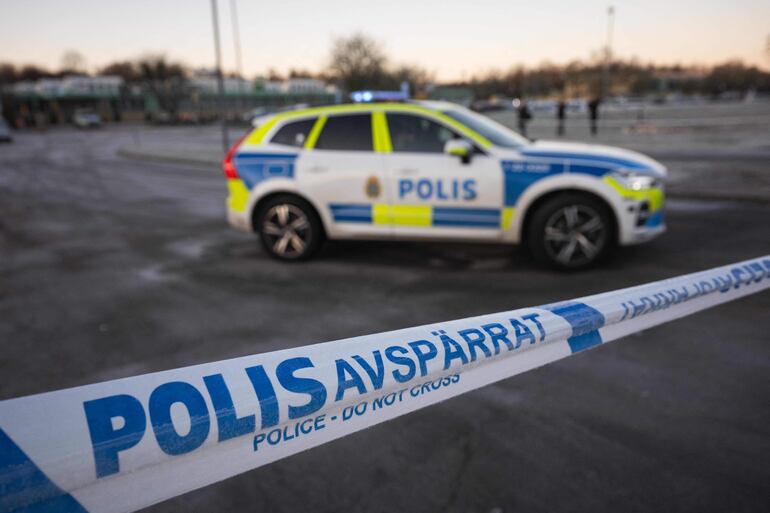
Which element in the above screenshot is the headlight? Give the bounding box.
[610,169,661,191]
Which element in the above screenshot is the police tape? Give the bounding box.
[1,256,769,513]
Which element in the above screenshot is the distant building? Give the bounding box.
[258,77,333,95]
[13,75,124,97]
[285,78,329,94]
[189,70,252,94]
[189,70,334,97]
[5,75,125,127]
[262,80,284,93]
[2,71,338,128]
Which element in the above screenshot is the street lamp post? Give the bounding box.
[210,0,229,153]
[230,0,245,115]
[602,5,615,100]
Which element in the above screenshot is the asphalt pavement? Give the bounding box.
[0,125,768,513]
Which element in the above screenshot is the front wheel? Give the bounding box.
[256,195,323,261]
[527,193,613,270]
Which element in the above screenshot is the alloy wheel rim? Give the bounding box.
[543,204,606,266]
[262,204,311,257]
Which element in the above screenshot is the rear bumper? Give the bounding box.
[227,207,252,232]
[226,178,252,232]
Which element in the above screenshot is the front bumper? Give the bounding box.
[626,219,666,244]
[619,196,666,245]
[604,175,666,245]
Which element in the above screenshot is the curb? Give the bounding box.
[117,147,220,167]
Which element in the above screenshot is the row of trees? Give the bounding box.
[0,37,434,98]
[457,59,770,99]
[0,52,186,85]
[327,34,770,97]
[2,36,769,100]
[0,53,189,118]
[324,34,770,98]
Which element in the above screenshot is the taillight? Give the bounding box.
[222,134,247,179]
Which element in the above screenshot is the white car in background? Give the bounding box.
[222,101,666,269]
[73,109,101,128]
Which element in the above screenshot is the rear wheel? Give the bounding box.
[528,193,613,270]
[256,195,323,261]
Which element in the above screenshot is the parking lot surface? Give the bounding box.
[1,125,768,513]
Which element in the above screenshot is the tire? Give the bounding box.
[256,195,323,261]
[527,193,614,270]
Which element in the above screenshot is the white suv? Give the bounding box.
[223,101,665,269]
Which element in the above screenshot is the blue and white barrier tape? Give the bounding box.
[1,256,769,513]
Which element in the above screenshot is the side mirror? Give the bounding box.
[444,139,473,164]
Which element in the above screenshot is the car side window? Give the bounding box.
[314,114,373,151]
[270,118,316,148]
[386,113,458,153]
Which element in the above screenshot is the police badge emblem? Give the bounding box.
[365,175,381,199]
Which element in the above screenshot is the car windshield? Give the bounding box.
[441,107,529,148]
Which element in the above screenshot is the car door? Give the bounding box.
[382,111,504,240]
[297,112,391,238]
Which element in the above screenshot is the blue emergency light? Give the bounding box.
[350,90,409,103]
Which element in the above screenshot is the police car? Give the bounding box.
[223,101,665,269]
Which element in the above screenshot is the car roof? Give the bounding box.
[259,102,436,122]
[246,101,493,149]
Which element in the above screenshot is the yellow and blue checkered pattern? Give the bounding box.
[330,204,516,229]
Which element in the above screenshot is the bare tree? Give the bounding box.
[100,61,141,82]
[136,54,188,118]
[328,33,389,92]
[60,50,87,74]
[0,63,17,84]
[389,64,433,97]
[288,68,314,79]
[266,68,283,81]
[18,65,53,81]
[765,34,770,67]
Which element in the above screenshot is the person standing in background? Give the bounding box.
[588,98,601,136]
[556,99,566,136]
[517,100,532,138]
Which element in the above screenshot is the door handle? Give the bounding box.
[308,166,328,173]
[397,168,419,176]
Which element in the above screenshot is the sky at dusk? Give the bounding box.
[1,0,768,80]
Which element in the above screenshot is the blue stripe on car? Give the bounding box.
[502,161,566,206]
[645,210,664,227]
[433,207,500,227]
[329,203,372,223]
[234,152,298,189]
[520,150,650,170]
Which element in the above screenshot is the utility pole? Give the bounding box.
[210,0,229,153]
[765,34,770,67]
[230,0,244,82]
[602,5,615,100]
[230,0,245,114]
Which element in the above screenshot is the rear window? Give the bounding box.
[314,114,373,151]
[270,118,316,147]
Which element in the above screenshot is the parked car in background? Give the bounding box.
[0,119,12,142]
[73,109,101,128]
[471,97,515,113]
